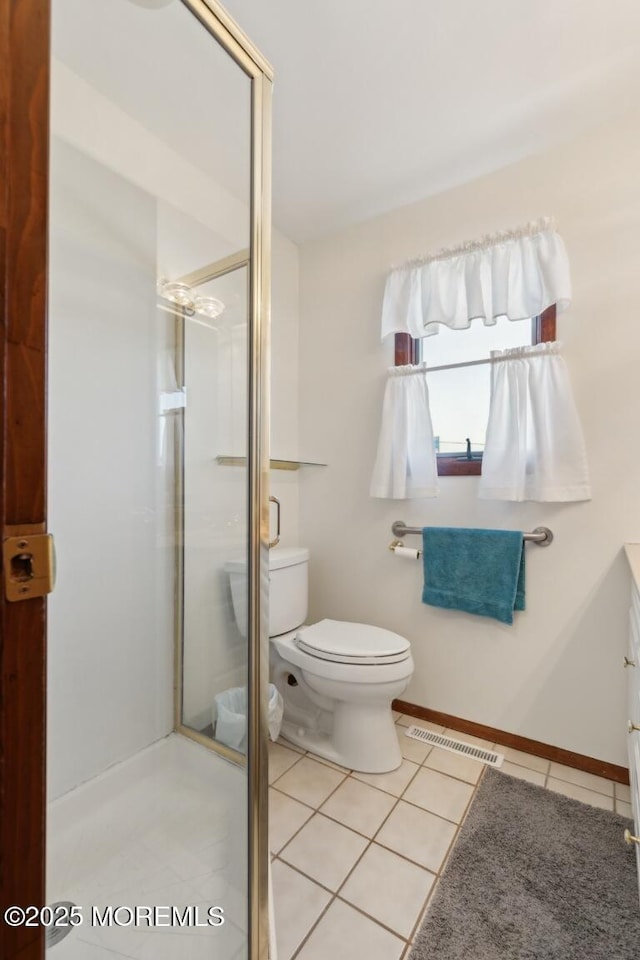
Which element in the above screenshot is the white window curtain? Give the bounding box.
[478,342,591,502]
[381,218,571,340]
[370,363,438,499]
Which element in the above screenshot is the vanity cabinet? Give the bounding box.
[625,546,640,891]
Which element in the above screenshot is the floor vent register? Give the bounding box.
[405,725,504,767]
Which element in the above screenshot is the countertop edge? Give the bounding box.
[624,543,640,586]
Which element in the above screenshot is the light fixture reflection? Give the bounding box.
[159,281,193,309]
[158,280,225,322]
[193,296,224,319]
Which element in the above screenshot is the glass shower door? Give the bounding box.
[46,1,271,957]
[179,257,251,750]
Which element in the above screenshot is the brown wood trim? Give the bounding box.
[393,700,630,785]
[534,303,557,343]
[436,455,481,477]
[1,2,50,958]
[394,332,419,366]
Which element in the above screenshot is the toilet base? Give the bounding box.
[279,699,402,774]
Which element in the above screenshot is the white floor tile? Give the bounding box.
[547,777,614,810]
[340,842,435,939]
[395,714,413,727]
[277,737,305,754]
[548,762,614,797]
[275,757,347,808]
[269,788,313,854]
[280,813,368,891]
[615,782,632,802]
[403,767,475,823]
[269,741,303,784]
[397,729,432,764]
[310,753,352,774]
[500,761,546,786]
[500,746,549,774]
[135,926,243,960]
[84,911,244,958]
[212,886,247,934]
[320,777,396,838]
[352,759,419,797]
[271,859,331,960]
[423,747,484,784]
[194,838,233,878]
[187,870,237,905]
[376,801,457,872]
[296,898,404,960]
[96,857,183,901]
[616,799,633,818]
[137,843,221,887]
[95,875,197,911]
[74,921,152,958]
[47,736,248,960]
[53,936,126,960]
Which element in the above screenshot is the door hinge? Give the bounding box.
[2,529,55,601]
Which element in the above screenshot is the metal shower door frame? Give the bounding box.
[0,1,272,957]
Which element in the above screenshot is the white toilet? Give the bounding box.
[227,547,414,773]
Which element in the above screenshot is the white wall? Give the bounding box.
[269,231,301,550]
[298,108,640,767]
[48,140,175,800]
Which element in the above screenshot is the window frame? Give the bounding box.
[393,304,557,476]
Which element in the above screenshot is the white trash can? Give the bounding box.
[214,684,283,752]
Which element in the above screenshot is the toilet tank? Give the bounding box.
[226,547,309,638]
[269,547,309,637]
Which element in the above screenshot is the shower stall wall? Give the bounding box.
[0,2,272,958]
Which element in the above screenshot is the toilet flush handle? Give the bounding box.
[269,496,281,549]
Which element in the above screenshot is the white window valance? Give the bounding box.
[370,363,439,499]
[381,218,571,341]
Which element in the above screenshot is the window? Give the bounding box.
[394,305,556,476]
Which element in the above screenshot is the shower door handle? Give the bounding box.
[268,496,281,549]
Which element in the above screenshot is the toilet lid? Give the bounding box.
[296,619,411,665]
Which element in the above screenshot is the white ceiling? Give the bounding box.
[222,0,640,242]
[53,0,252,217]
[55,1,640,245]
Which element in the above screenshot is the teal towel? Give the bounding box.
[422,527,525,624]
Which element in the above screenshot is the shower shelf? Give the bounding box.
[216,456,327,471]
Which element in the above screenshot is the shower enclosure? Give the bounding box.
[0,1,271,958]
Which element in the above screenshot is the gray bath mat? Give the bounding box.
[410,768,640,960]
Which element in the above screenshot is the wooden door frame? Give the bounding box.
[0,1,50,958]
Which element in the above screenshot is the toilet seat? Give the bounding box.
[296,619,411,665]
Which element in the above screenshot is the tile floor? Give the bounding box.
[270,713,632,960]
[47,735,248,960]
[42,722,632,960]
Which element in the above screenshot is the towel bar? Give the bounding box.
[391,521,553,546]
